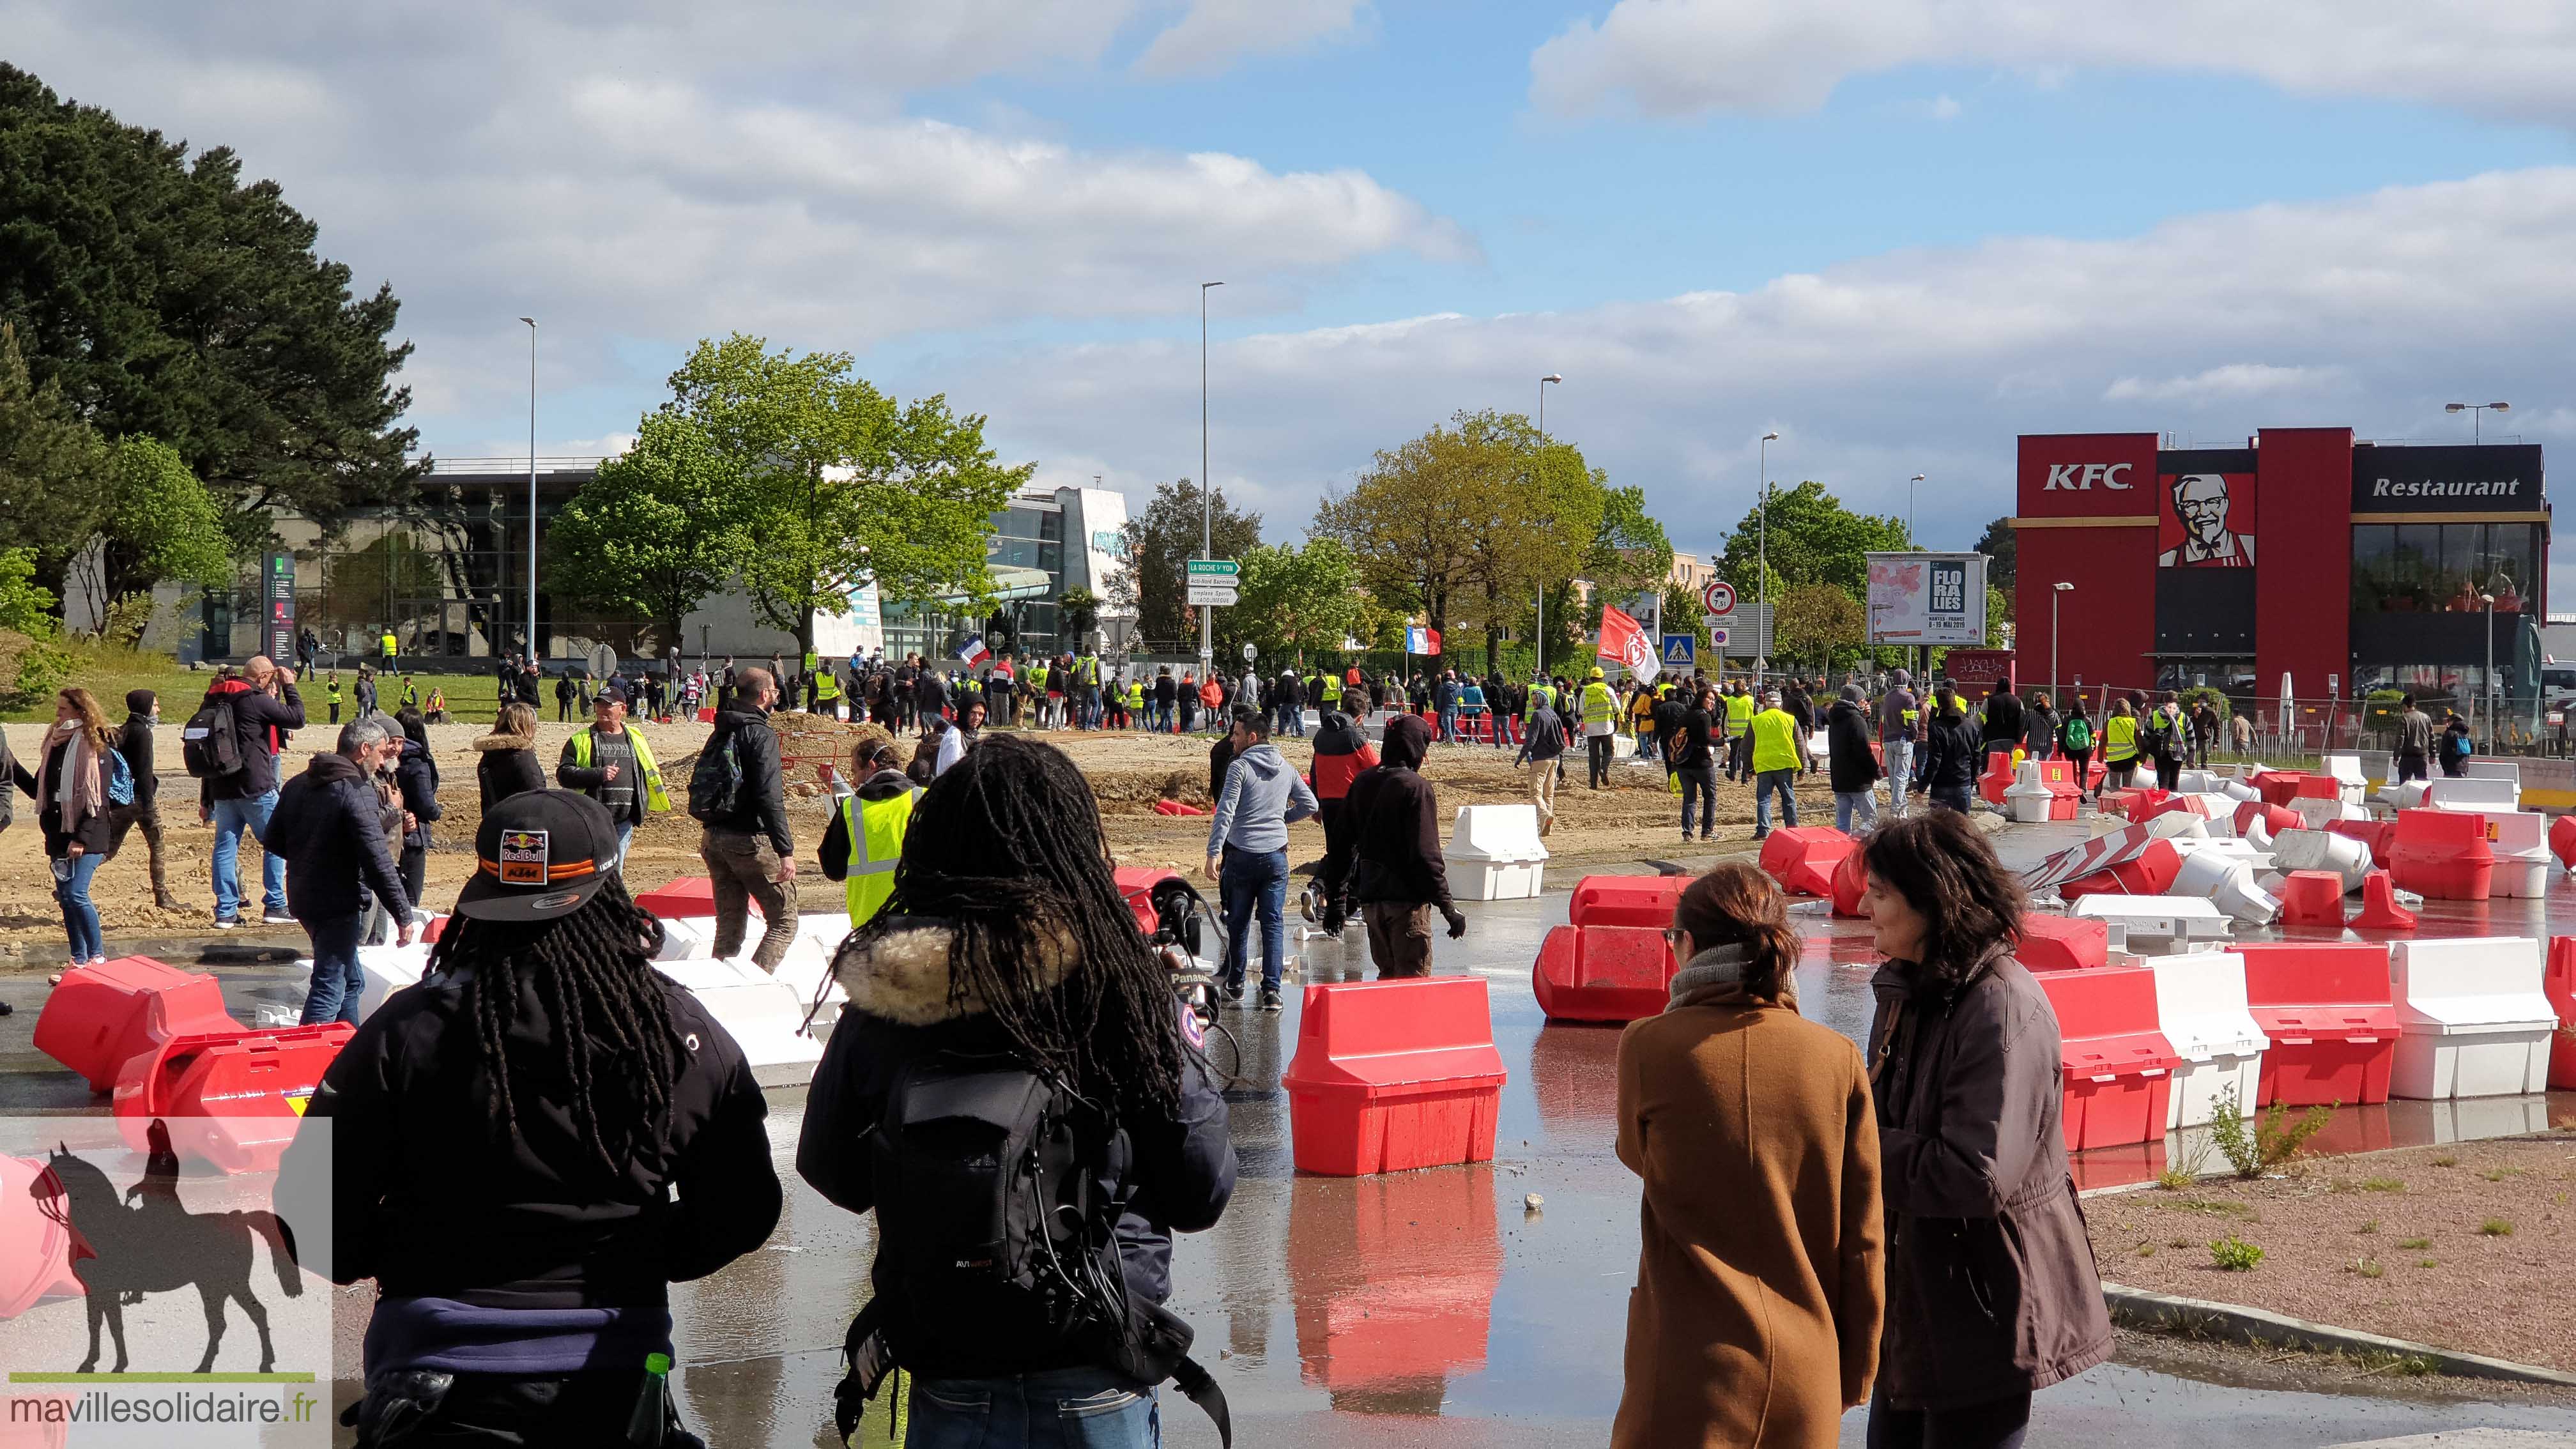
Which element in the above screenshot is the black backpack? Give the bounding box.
[835,1051,1228,1445]
[180,696,246,781]
[686,730,743,824]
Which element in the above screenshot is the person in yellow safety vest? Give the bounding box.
[1722,681,1757,783]
[1073,653,1103,730]
[1527,675,1557,719]
[399,673,419,710]
[1125,677,1146,728]
[1320,672,1343,711]
[425,686,447,723]
[1747,687,1813,840]
[815,663,842,718]
[326,673,343,725]
[1579,666,1619,790]
[379,629,398,664]
[555,683,670,866]
[2100,698,2142,793]
[820,725,919,925]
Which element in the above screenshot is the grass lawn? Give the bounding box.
[6,647,518,723]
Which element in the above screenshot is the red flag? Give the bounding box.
[1595,605,1659,682]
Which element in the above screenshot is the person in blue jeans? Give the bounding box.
[264,719,413,1023]
[19,689,123,971]
[1435,670,1460,744]
[193,657,305,928]
[1205,710,1317,1011]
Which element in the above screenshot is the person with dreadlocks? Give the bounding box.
[799,733,1237,1449]
[277,790,781,1448]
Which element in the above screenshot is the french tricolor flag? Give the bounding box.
[956,634,992,666]
[1405,625,1441,656]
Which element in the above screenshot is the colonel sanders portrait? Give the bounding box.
[2159,473,2254,568]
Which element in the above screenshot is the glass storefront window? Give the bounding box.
[2438,525,2486,612]
[2487,523,2536,613]
[2350,525,2394,611]
[2352,522,2542,615]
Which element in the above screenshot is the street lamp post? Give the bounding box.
[1758,431,1779,684]
[1199,281,1223,670]
[2483,591,2497,745]
[2445,401,2511,444]
[1535,374,1562,677]
[2052,583,2074,701]
[1539,374,1561,433]
[518,317,537,663]
[1908,473,1927,540]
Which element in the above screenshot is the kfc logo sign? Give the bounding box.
[2043,463,2135,491]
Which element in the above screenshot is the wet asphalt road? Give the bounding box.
[7,813,2576,1446]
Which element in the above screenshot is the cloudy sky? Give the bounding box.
[9,0,2573,581]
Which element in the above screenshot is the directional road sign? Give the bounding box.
[1701,579,1736,617]
[1186,559,1239,577]
[1186,582,1239,606]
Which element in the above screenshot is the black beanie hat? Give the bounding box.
[125,689,156,715]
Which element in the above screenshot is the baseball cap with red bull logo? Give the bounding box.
[454,789,624,923]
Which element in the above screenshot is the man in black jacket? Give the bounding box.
[700,666,799,970]
[1827,684,1884,832]
[1671,686,1720,841]
[1513,693,1568,837]
[105,689,183,910]
[1913,687,1982,813]
[268,719,415,1024]
[195,656,306,930]
[1344,714,1467,977]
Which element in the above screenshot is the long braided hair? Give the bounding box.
[859,733,1190,1118]
[426,873,687,1178]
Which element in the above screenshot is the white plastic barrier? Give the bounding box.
[2434,1095,2554,1145]
[2220,779,2261,803]
[2004,761,2060,824]
[2289,797,2368,830]
[2142,813,2211,842]
[2388,938,2555,1100]
[2319,754,2370,805]
[2170,850,2279,926]
[2465,760,2524,786]
[2376,779,2430,812]
[2270,828,2372,893]
[2071,894,2234,951]
[2483,811,2550,900]
[652,958,826,1089]
[2426,776,2521,813]
[1447,804,1547,901]
[356,941,434,1021]
[2175,769,2221,795]
[657,911,853,1031]
[2149,951,2270,1130]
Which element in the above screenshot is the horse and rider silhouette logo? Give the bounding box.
[26,1120,302,1374]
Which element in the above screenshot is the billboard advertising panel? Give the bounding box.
[1867,552,1987,646]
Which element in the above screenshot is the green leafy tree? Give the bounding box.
[1225,539,1362,665]
[1715,481,1911,601]
[1057,586,1101,645]
[1314,423,1482,645]
[1112,479,1261,645]
[545,415,746,652]
[0,322,110,588]
[661,334,1028,656]
[97,434,231,593]
[0,65,418,539]
[1774,583,1866,670]
[0,548,57,636]
[1975,515,2016,592]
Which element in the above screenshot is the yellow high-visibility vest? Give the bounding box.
[1581,682,1616,728]
[1751,709,1802,774]
[569,724,671,813]
[1725,693,1754,728]
[2103,715,2140,764]
[838,786,921,924]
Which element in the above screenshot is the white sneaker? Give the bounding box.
[262,910,297,926]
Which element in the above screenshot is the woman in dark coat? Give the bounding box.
[1857,812,2113,1449]
[393,708,443,908]
[475,700,546,809]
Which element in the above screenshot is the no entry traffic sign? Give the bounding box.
[1701,579,1735,616]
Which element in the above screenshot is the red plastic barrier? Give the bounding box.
[2234,801,2302,839]
[1531,924,1676,1023]
[2037,966,2179,1152]
[2547,938,2576,1091]
[2230,943,2398,1107]
[2038,759,2078,788]
[1830,845,1869,919]
[2255,772,2313,807]
[420,914,449,944]
[2014,914,2108,972]
[111,1023,354,1175]
[1567,875,1687,930]
[2294,774,2342,801]
[34,957,243,1094]
[2101,787,2170,820]
[632,877,724,919]
[1758,826,1856,897]
[2389,808,2494,901]
[1114,866,1187,937]
[1978,749,2018,806]
[2276,871,2347,928]
[2350,870,2418,931]
[2058,839,2183,900]
[1288,1162,1501,1393]
[1283,977,1506,1176]
[2554,815,2576,872]
[0,1154,88,1321]
[2326,818,2395,870]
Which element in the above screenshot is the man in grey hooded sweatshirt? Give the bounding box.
[1205,709,1318,1011]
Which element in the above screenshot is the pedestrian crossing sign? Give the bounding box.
[1659,634,1694,670]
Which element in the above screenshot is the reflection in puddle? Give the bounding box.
[1287,1164,1501,1411]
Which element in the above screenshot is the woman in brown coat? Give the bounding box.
[1860,811,2113,1449]
[1613,864,1883,1449]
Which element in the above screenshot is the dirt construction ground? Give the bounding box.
[0,714,1838,967]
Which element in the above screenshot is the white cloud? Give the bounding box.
[1131,0,1371,77]
[1928,93,1961,121]
[907,170,2576,586]
[2103,364,2343,404]
[1529,1,2576,125]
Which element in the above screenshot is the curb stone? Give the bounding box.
[2101,1281,2576,1388]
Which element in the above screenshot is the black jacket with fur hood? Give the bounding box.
[797,916,1237,1367]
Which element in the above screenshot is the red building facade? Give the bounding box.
[2014,431,2546,710]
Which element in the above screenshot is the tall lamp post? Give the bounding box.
[2051,582,2074,701]
[1199,281,1223,671]
[1535,374,1563,677]
[2483,590,2497,746]
[1758,431,1779,683]
[518,317,537,663]
[1908,473,1927,540]
[1539,373,1561,432]
[2445,401,2511,443]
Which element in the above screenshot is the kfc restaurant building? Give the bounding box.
[2014,430,2547,718]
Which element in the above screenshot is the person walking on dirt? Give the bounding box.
[1307,708,1380,931]
[556,683,668,868]
[1204,709,1317,1011]
[476,701,546,809]
[193,656,305,930]
[1580,667,1619,789]
[1747,688,1811,839]
[106,689,184,910]
[267,719,415,1023]
[1344,713,1467,977]
[819,724,919,927]
[1913,687,1982,814]
[696,667,799,972]
[1515,687,1569,837]
[1828,684,1883,834]
[1671,685,1721,842]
